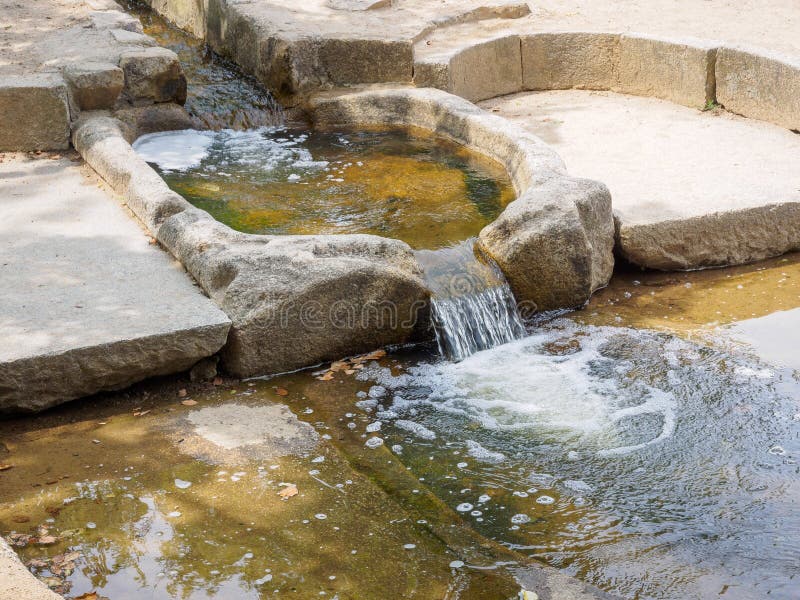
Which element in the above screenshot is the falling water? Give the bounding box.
[416,240,526,361]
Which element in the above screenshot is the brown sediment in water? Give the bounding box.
[574,252,800,335]
[0,378,522,599]
[157,125,516,251]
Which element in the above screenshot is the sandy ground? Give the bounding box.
[481,90,800,224]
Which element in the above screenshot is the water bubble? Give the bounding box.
[456,503,473,512]
[365,437,384,449]
[769,445,787,456]
[315,514,327,520]
[449,560,465,568]
[167,511,182,518]
[478,494,491,503]
[391,444,404,454]
[366,421,382,433]
[470,510,482,516]
[255,574,273,585]
[86,522,97,529]
[403,544,416,550]
[511,514,530,525]
[536,495,555,505]
[512,491,529,498]
[174,478,192,489]
[368,386,387,399]
[311,456,325,463]
[456,462,468,469]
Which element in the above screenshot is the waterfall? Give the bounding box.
[416,240,526,361]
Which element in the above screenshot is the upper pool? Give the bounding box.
[134,126,516,250]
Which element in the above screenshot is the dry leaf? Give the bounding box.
[133,410,150,417]
[316,371,334,381]
[178,389,188,397]
[74,592,98,600]
[329,360,349,372]
[36,535,59,545]
[275,387,289,396]
[181,400,198,406]
[344,369,355,375]
[0,464,12,471]
[278,484,298,499]
[362,349,386,361]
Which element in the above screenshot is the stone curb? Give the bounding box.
[308,87,615,310]
[413,30,800,270]
[74,86,614,378]
[413,28,800,125]
[0,537,63,600]
[0,6,185,151]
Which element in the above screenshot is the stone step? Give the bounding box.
[481,90,800,270]
[0,155,231,414]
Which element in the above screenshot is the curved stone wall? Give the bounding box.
[308,87,615,310]
[73,87,614,377]
[415,31,800,270]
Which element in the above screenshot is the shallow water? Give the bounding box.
[135,126,515,250]
[4,257,800,599]
[123,0,283,129]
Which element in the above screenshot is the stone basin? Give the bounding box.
[73,86,615,378]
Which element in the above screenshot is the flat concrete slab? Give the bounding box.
[0,154,230,413]
[481,90,800,269]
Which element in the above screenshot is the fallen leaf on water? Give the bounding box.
[344,369,355,375]
[11,515,30,523]
[178,389,188,397]
[362,349,386,361]
[35,535,59,545]
[133,410,150,417]
[0,464,13,471]
[316,371,334,381]
[278,484,298,500]
[7,533,31,547]
[26,558,49,569]
[181,400,197,406]
[74,592,99,600]
[329,360,349,372]
[275,387,289,396]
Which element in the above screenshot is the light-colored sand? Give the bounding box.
[480,90,800,225]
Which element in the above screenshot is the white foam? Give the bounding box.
[133,129,214,171]
[370,321,679,456]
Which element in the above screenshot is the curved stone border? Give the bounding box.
[73,113,429,378]
[74,87,613,377]
[414,29,800,127]
[414,30,800,270]
[309,87,614,310]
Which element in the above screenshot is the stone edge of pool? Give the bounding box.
[72,86,614,378]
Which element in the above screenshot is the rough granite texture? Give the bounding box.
[0,538,62,600]
[0,0,186,150]
[481,90,800,270]
[0,155,231,413]
[73,112,432,377]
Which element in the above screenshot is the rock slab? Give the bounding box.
[0,156,231,414]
